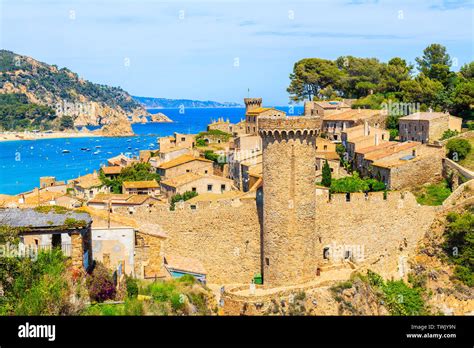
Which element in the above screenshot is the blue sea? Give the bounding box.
[0,106,302,195]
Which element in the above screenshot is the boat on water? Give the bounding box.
[107,152,112,154]
[81,147,91,151]
[93,151,100,155]
[95,145,102,148]
[62,150,71,153]
[126,139,132,142]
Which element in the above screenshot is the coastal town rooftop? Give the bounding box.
[157,154,212,170]
[399,112,451,121]
[322,109,384,121]
[122,180,159,189]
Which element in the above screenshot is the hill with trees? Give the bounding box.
[0,50,149,133]
[287,44,473,121]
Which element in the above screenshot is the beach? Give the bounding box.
[0,130,99,142]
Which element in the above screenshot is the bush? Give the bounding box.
[125,276,139,298]
[87,262,116,303]
[467,121,474,131]
[170,191,198,210]
[415,181,452,206]
[329,172,384,193]
[443,211,474,286]
[441,129,459,140]
[446,138,472,160]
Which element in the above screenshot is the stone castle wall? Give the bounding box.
[127,189,437,284]
[130,198,262,284]
[314,191,437,279]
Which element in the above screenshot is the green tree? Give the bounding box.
[321,160,332,187]
[59,116,74,130]
[287,58,344,102]
[400,74,444,108]
[100,163,160,194]
[415,44,452,84]
[335,56,384,98]
[379,57,413,94]
[446,138,472,160]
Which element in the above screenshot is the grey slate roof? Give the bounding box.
[0,208,92,228]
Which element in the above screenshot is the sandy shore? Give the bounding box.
[0,131,100,142]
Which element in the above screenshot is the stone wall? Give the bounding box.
[315,191,437,279]
[130,199,262,284]
[384,145,445,189]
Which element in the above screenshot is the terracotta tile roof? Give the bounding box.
[158,154,212,170]
[365,142,420,161]
[356,141,398,155]
[73,173,103,189]
[159,146,190,154]
[186,191,243,203]
[314,100,349,109]
[122,180,159,189]
[164,254,206,275]
[161,173,232,188]
[399,112,448,121]
[316,151,340,160]
[160,172,202,188]
[323,109,383,121]
[88,193,153,205]
[101,166,122,175]
[246,107,273,115]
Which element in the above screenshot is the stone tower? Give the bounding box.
[244,98,262,113]
[258,116,319,287]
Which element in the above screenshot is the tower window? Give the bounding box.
[346,193,351,202]
[323,247,330,259]
[265,258,270,266]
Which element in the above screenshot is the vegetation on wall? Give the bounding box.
[329,172,385,193]
[195,129,232,146]
[443,210,474,286]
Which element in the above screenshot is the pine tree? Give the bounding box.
[321,160,332,187]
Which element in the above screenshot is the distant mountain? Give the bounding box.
[133,96,242,109]
[0,50,170,134]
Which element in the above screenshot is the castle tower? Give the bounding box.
[244,98,262,113]
[258,116,320,287]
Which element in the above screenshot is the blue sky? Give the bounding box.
[0,0,472,105]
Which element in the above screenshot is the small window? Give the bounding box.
[190,205,196,210]
[346,192,351,202]
[345,251,351,259]
[323,145,327,150]
[221,184,226,192]
[192,187,197,192]
[181,137,185,141]
[204,170,208,174]
[323,247,330,259]
[382,134,385,140]
[265,257,270,266]
[186,169,190,173]
[207,184,213,192]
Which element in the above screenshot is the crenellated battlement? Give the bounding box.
[244,98,262,112]
[258,116,320,138]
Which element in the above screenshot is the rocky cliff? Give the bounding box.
[0,50,170,134]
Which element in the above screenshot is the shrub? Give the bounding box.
[467,121,474,131]
[170,191,198,210]
[125,276,139,298]
[124,298,144,315]
[446,138,472,160]
[415,181,452,206]
[441,129,459,140]
[87,262,116,303]
[443,211,474,286]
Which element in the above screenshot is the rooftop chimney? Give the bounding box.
[364,121,369,137]
[374,133,379,146]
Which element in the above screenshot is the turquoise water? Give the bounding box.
[0,106,302,195]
